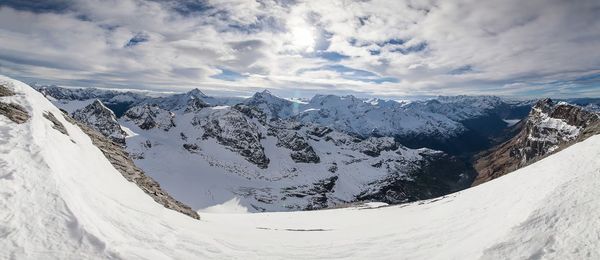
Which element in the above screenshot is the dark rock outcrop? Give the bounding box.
[0,102,29,124]
[124,104,175,131]
[43,112,68,135]
[282,176,340,210]
[233,104,268,125]
[0,84,16,97]
[202,109,270,168]
[355,137,399,157]
[306,125,333,137]
[184,98,209,113]
[0,84,29,124]
[183,143,200,153]
[270,128,320,163]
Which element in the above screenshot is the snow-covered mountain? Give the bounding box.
[473,98,600,185]
[3,75,600,259]
[30,83,541,212]
[296,94,465,139]
[72,99,128,144]
[120,99,473,211]
[404,95,505,121]
[240,90,534,155]
[35,84,532,152]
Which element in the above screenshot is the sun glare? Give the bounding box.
[289,25,315,52]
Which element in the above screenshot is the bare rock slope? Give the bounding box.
[473,98,600,185]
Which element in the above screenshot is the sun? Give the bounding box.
[290,26,315,51]
[286,20,316,52]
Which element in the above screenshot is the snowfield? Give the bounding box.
[2,75,600,259]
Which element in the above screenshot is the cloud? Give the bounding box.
[0,0,598,98]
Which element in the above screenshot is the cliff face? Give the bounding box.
[473,99,600,186]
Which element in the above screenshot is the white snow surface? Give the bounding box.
[503,119,521,127]
[198,197,250,214]
[2,76,600,259]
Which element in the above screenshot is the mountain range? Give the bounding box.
[2,75,600,259]
[30,82,600,213]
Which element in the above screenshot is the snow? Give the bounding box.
[198,197,250,214]
[3,75,600,259]
[300,108,319,113]
[52,99,95,114]
[297,94,465,138]
[503,119,521,127]
[120,125,138,138]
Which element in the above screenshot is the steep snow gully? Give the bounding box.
[1,75,600,259]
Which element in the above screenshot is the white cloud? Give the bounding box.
[0,0,598,98]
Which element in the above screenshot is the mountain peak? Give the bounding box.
[88,99,113,115]
[186,88,206,98]
[533,98,554,112]
[91,98,104,107]
[250,89,285,101]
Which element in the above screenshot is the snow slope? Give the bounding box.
[2,75,600,259]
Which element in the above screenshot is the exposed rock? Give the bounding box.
[306,125,333,137]
[355,137,399,157]
[124,104,175,131]
[184,98,209,113]
[183,143,200,153]
[202,109,270,168]
[305,176,339,210]
[0,83,16,96]
[43,112,68,135]
[282,176,340,210]
[0,102,29,124]
[473,99,600,185]
[73,100,127,144]
[0,84,29,124]
[233,104,267,124]
[270,128,320,163]
[63,114,200,219]
[328,163,338,173]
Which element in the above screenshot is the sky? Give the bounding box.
[0,0,599,99]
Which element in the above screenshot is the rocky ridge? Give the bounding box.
[73,100,128,144]
[473,98,600,185]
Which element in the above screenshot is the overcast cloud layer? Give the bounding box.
[0,0,599,98]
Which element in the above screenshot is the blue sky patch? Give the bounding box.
[314,51,350,62]
[0,0,72,13]
[299,65,399,84]
[449,65,474,75]
[391,42,428,54]
[124,33,150,48]
[379,38,405,46]
[211,68,248,81]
